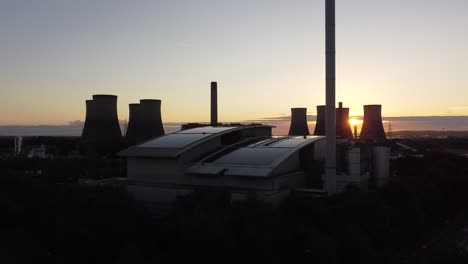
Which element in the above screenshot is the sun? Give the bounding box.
[349,118,363,126]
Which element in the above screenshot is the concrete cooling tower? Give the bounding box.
[360,105,386,139]
[336,102,353,139]
[125,103,143,146]
[92,95,122,141]
[288,108,310,136]
[139,99,165,141]
[313,103,352,139]
[81,94,123,155]
[313,105,326,136]
[81,100,95,139]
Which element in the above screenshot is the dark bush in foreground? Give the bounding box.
[1,153,468,263]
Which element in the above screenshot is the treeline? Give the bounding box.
[0,175,149,263]
[0,158,126,182]
[1,153,468,263]
[399,137,468,152]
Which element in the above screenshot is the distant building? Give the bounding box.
[27,144,49,159]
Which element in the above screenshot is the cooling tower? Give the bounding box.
[314,103,352,139]
[81,100,95,139]
[336,102,353,139]
[125,103,143,146]
[92,94,122,141]
[139,99,165,141]
[211,81,218,126]
[360,105,386,139]
[288,108,310,136]
[313,105,326,136]
[81,95,123,156]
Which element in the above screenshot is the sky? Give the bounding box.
[1,0,468,131]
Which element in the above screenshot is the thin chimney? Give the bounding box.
[211,81,218,126]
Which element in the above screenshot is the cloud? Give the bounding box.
[68,120,84,126]
[246,114,318,122]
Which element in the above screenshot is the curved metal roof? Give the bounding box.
[118,125,271,158]
[186,136,325,177]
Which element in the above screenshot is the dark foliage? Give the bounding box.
[0,158,126,182]
[1,153,468,263]
[0,174,150,264]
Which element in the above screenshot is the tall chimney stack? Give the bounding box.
[211,82,218,126]
[325,0,337,194]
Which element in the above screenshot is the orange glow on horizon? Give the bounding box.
[349,118,363,126]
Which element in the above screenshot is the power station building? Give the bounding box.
[118,123,389,209]
[119,125,328,207]
[85,1,393,210]
[83,84,390,209]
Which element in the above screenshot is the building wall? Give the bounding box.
[127,181,293,215]
[127,158,188,184]
[372,146,390,187]
[126,183,192,214]
[190,175,274,192]
[273,171,307,191]
[314,139,326,161]
[272,152,301,176]
[335,173,369,192]
[225,176,275,191]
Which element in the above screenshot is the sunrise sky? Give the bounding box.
[1,0,468,130]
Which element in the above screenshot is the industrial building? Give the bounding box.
[89,1,391,209]
[113,79,389,209]
[83,83,390,208]
[119,125,329,207]
[118,123,390,208]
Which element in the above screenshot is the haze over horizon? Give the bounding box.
[2,0,468,128]
[1,115,468,137]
